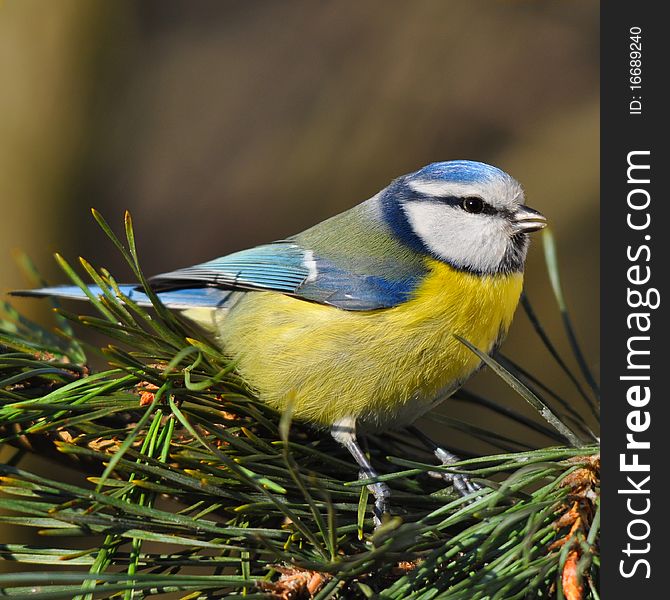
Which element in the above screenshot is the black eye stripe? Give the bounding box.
[431,195,497,214]
[412,193,499,214]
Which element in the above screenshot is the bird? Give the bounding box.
[14,160,546,525]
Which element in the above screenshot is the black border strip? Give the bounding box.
[602,3,668,596]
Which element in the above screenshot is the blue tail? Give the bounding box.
[11,284,234,310]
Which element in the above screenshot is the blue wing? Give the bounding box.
[148,241,423,311]
[14,240,425,311]
[149,243,310,295]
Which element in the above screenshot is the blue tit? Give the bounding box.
[14,160,546,524]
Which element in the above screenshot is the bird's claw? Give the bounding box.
[434,447,482,498]
[441,471,482,496]
[360,471,391,527]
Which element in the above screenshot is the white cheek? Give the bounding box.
[403,202,510,272]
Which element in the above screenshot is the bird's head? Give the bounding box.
[381,160,546,275]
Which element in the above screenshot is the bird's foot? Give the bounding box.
[407,426,482,498]
[433,447,482,497]
[360,470,391,527]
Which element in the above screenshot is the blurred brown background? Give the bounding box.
[1,1,599,451]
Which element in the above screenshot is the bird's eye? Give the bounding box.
[461,197,484,214]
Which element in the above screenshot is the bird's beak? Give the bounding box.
[513,205,547,233]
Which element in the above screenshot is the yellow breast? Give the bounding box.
[214,260,523,430]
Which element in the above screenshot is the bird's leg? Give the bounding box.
[331,417,390,527]
[407,426,481,496]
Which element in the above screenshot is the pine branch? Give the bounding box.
[0,214,599,599]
